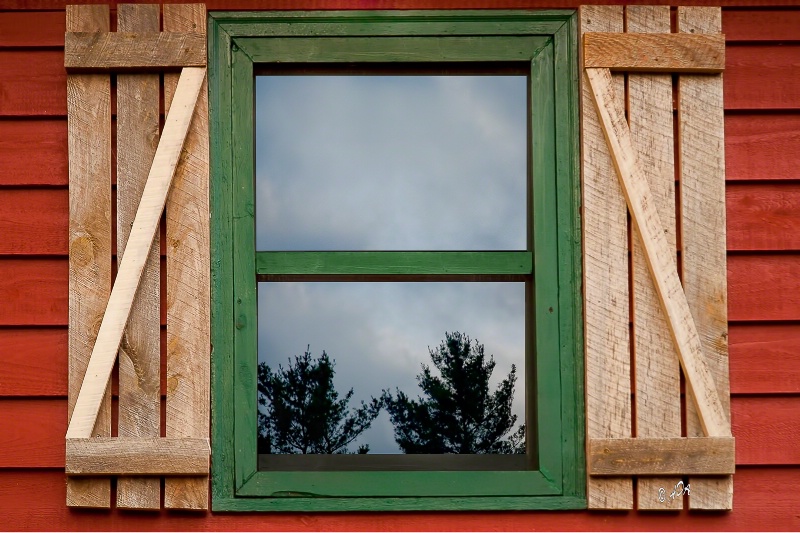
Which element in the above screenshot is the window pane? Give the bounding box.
[255,75,527,251]
[257,282,525,455]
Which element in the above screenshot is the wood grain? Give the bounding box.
[580,5,631,511]
[727,183,800,251]
[66,438,209,476]
[678,7,733,511]
[5,468,800,530]
[728,254,800,322]
[66,3,111,509]
[729,324,800,394]
[587,66,729,440]
[0,11,65,47]
[0,259,67,325]
[6,395,794,469]
[6,0,800,8]
[6,322,799,398]
[726,114,800,181]
[0,328,68,397]
[163,3,211,511]
[626,5,682,511]
[0,120,67,185]
[0,50,66,116]
[583,33,724,72]
[725,45,800,109]
[6,36,792,118]
[0,328,174,398]
[65,31,206,71]
[723,9,800,42]
[0,189,67,255]
[589,437,735,476]
[66,66,205,440]
[116,3,161,510]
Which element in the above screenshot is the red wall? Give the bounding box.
[1,1,799,530]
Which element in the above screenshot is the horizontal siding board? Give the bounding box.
[0,259,67,325]
[725,45,800,110]
[727,183,800,251]
[732,397,800,465]
[728,254,800,322]
[4,396,796,468]
[12,255,799,326]
[0,189,67,255]
[729,324,800,394]
[0,189,168,255]
[0,468,798,529]
[0,400,65,468]
[0,120,68,186]
[0,258,167,325]
[0,12,65,48]
[726,114,800,181]
[723,9,800,42]
[0,51,65,116]
[2,41,800,117]
[4,0,800,8]
[3,323,793,398]
[0,329,67,397]
[0,327,167,397]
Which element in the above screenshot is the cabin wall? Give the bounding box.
[0,1,798,530]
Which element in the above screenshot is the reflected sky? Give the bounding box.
[255,75,527,251]
[254,75,528,454]
[258,282,525,454]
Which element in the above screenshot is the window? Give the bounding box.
[210,9,584,511]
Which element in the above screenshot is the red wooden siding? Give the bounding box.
[725,114,800,181]
[2,396,797,469]
[0,2,799,531]
[0,468,797,531]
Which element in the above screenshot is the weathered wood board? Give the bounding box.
[580,5,632,511]
[678,6,733,511]
[115,3,162,510]
[66,3,112,509]
[164,3,211,511]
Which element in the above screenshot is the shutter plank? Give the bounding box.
[627,5,682,511]
[66,67,206,440]
[163,3,210,511]
[580,5,632,510]
[66,4,112,509]
[116,3,161,510]
[678,6,733,511]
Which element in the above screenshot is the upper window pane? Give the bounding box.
[255,74,527,251]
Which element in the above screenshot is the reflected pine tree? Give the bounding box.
[382,331,525,454]
[257,347,382,454]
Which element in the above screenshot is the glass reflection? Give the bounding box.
[257,282,525,455]
[255,75,527,251]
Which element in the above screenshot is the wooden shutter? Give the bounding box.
[581,6,734,511]
[65,3,210,510]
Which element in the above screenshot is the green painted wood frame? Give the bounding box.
[209,10,584,511]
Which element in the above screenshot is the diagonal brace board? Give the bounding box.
[66,66,206,439]
[585,67,730,439]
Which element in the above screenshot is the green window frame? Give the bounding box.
[210,9,584,511]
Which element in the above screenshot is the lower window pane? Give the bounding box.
[257,281,526,465]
